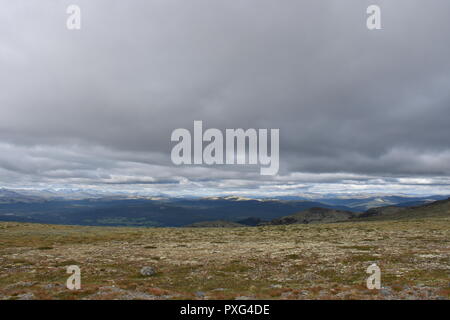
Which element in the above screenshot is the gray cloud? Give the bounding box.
[1,0,450,195]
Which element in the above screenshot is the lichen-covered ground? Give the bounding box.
[0,218,449,300]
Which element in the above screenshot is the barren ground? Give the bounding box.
[0,218,449,300]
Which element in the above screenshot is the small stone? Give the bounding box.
[5,281,36,290]
[140,266,156,276]
[17,293,35,300]
[18,281,36,287]
[380,287,392,296]
[195,291,205,298]
[43,283,64,290]
[303,272,321,281]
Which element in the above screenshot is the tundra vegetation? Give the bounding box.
[0,216,448,300]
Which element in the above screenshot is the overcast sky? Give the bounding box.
[1,0,450,197]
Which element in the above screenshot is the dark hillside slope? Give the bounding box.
[263,207,359,225]
[262,198,450,226]
[359,198,450,221]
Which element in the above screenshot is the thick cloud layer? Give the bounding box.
[1,0,450,196]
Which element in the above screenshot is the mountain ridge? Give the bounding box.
[0,187,449,227]
[186,197,450,227]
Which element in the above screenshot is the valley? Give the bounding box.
[0,188,448,227]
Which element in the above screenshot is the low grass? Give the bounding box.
[0,217,448,300]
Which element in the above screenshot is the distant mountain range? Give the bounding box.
[185,220,246,228]
[0,188,448,227]
[358,197,450,220]
[194,198,450,228]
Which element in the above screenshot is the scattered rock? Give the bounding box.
[195,291,205,298]
[5,281,36,290]
[121,291,158,300]
[336,292,348,298]
[43,283,64,290]
[380,287,392,297]
[18,281,36,287]
[303,272,322,282]
[17,293,35,300]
